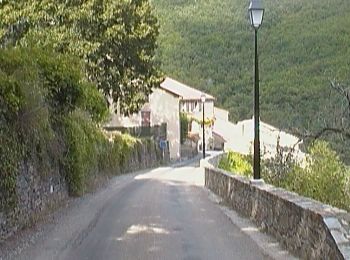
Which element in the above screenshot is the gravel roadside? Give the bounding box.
[0,169,141,260]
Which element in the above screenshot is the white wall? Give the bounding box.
[214,107,229,122]
[106,112,141,128]
[149,88,180,160]
[216,118,306,161]
[204,101,214,119]
[105,99,141,128]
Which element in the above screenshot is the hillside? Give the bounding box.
[152,0,350,133]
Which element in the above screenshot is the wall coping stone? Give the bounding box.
[250,179,265,185]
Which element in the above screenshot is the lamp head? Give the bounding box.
[200,94,206,103]
[248,0,264,30]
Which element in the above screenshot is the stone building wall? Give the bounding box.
[204,154,350,259]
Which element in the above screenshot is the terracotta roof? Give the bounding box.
[160,77,215,101]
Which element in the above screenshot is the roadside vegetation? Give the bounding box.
[0,46,142,212]
[219,141,350,211]
[0,0,161,211]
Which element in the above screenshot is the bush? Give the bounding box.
[62,110,141,196]
[0,47,52,210]
[0,46,151,207]
[80,82,109,123]
[0,47,109,203]
[261,138,300,187]
[0,47,108,122]
[62,110,100,196]
[280,141,350,210]
[218,151,252,178]
[219,141,350,211]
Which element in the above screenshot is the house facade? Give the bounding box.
[105,77,215,160]
[150,77,215,159]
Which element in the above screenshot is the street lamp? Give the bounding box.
[248,0,264,180]
[201,93,206,158]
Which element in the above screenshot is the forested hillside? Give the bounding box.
[152,0,350,148]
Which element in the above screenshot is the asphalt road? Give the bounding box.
[11,161,270,260]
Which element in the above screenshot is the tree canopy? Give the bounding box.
[0,0,162,114]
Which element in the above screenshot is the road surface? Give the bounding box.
[8,161,274,260]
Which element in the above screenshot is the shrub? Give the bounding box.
[261,138,300,187]
[0,47,53,210]
[62,110,101,196]
[0,46,150,208]
[219,141,350,211]
[0,73,23,123]
[218,151,252,178]
[80,81,109,123]
[113,133,138,168]
[281,141,350,210]
[62,110,141,196]
[0,47,108,122]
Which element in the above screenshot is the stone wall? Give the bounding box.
[204,154,350,259]
[0,159,69,243]
[0,140,166,242]
[123,139,165,173]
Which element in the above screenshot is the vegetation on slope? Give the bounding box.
[152,0,350,159]
[0,0,161,209]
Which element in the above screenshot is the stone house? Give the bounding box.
[105,77,216,160]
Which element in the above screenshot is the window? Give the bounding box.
[180,103,185,112]
[141,111,151,127]
[190,102,195,112]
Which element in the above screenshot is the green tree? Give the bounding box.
[0,0,162,114]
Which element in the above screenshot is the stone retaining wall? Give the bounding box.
[123,140,164,173]
[0,140,165,242]
[204,154,350,259]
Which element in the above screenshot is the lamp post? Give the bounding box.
[201,94,206,158]
[248,0,264,180]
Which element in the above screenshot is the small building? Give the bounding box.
[105,77,215,160]
[149,77,215,159]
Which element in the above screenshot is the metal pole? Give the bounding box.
[253,29,261,179]
[202,102,206,158]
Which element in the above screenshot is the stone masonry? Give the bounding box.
[0,140,166,242]
[204,153,350,259]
